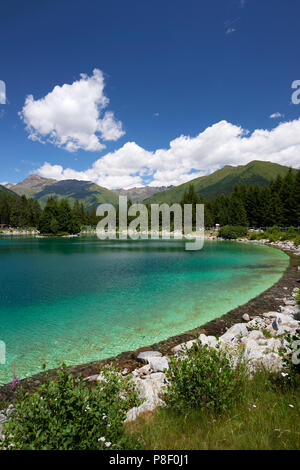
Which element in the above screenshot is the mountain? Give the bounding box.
[113,186,174,202]
[0,184,19,197]
[2,182,15,189]
[11,175,57,198]
[33,179,119,209]
[6,175,119,209]
[145,161,298,204]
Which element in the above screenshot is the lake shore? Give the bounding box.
[0,238,299,400]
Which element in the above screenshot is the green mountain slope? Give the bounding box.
[145,161,298,204]
[0,184,19,197]
[34,179,119,209]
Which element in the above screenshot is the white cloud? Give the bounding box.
[0,80,6,104]
[35,118,300,189]
[19,69,125,152]
[226,27,236,34]
[270,112,284,119]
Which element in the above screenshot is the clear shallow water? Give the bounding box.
[0,237,289,383]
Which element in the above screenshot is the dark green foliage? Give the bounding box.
[218,225,248,239]
[164,341,247,413]
[0,364,142,450]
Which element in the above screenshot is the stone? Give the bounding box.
[247,317,268,330]
[220,323,249,344]
[138,365,151,376]
[137,351,162,364]
[148,356,169,372]
[242,314,250,322]
[260,353,283,373]
[243,339,266,361]
[84,374,98,382]
[199,334,218,348]
[246,330,264,341]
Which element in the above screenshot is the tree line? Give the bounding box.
[0,168,299,233]
[0,195,99,234]
[182,169,300,228]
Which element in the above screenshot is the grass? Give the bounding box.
[127,371,300,450]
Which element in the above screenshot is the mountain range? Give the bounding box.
[144,161,297,204]
[1,160,297,209]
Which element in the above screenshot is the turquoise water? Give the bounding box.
[0,237,289,383]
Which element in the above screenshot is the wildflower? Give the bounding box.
[281,372,289,377]
[98,437,105,442]
[252,404,257,408]
[11,378,19,389]
[289,404,294,408]
[105,442,111,447]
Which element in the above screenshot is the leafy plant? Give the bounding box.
[0,364,142,450]
[218,225,248,240]
[279,328,300,387]
[164,342,247,413]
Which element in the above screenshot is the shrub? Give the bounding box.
[218,225,248,240]
[294,235,300,246]
[0,364,142,450]
[164,342,247,414]
[249,232,258,240]
[287,226,297,240]
[279,328,300,384]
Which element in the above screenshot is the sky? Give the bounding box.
[0,0,300,189]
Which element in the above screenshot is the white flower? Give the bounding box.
[105,442,111,447]
[102,414,107,420]
[281,372,288,377]
[289,404,294,408]
[98,437,106,442]
[252,404,257,408]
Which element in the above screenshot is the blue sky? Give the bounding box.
[0,0,300,188]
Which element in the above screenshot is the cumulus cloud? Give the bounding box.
[270,112,284,119]
[35,118,300,189]
[19,69,125,152]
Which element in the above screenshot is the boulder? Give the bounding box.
[137,351,162,364]
[260,353,283,373]
[242,314,250,322]
[148,356,169,372]
[220,323,248,344]
[199,334,218,348]
[247,317,268,330]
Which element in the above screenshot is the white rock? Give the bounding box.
[137,351,162,364]
[199,334,218,348]
[244,339,266,361]
[148,356,169,372]
[246,330,264,341]
[260,353,283,373]
[242,314,250,322]
[220,323,249,344]
[247,317,268,330]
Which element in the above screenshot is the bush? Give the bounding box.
[286,226,297,240]
[164,342,247,414]
[279,327,300,386]
[218,225,248,240]
[249,232,258,240]
[0,364,142,450]
[294,235,300,246]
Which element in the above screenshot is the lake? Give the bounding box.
[0,237,289,383]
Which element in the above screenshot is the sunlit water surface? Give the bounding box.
[0,237,289,383]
